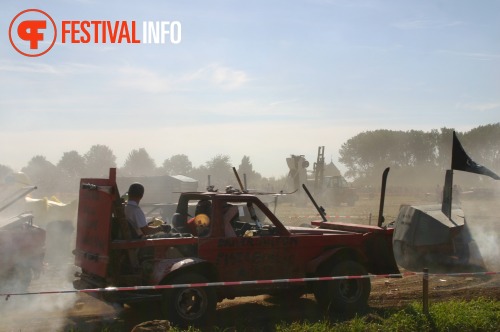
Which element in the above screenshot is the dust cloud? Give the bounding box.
[0,281,78,332]
[0,185,79,332]
[462,196,500,272]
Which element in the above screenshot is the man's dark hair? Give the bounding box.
[195,199,212,215]
[128,183,145,198]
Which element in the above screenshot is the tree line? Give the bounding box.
[339,123,499,187]
[0,123,498,198]
[0,145,273,198]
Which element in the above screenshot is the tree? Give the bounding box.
[84,145,117,177]
[189,164,210,189]
[463,123,500,172]
[57,151,86,177]
[435,127,456,171]
[339,129,443,184]
[21,155,58,195]
[162,154,193,175]
[189,155,234,191]
[237,155,261,189]
[337,125,500,187]
[206,155,234,187]
[121,148,157,176]
[56,150,87,193]
[339,130,398,179]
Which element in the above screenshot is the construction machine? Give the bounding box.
[287,146,358,206]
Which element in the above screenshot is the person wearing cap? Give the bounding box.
[124,183,170,238]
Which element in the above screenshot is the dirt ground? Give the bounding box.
[1,191,499,331]
[1,266,499,331]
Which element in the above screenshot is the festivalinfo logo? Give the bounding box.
[9,8,182,57]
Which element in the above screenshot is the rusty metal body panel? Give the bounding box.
[392,204,485,271]
[311,220,399,275]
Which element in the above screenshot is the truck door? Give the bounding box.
[199,202,301,282]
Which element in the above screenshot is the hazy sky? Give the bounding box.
[1,0,499,177]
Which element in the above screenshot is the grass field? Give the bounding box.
[141,297,500,332]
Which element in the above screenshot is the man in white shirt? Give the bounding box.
[124,183,170,238]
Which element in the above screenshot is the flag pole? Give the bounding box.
[441,169,453,219]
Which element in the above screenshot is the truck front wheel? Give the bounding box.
[162,273,216,328]
[314,260,370,314]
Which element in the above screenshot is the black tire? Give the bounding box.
[314,260,370,314]
[162,273,216,328]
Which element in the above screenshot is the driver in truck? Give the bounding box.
[187,199,212,236]
[125,183,171,238]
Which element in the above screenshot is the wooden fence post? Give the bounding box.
[423,267,429,315]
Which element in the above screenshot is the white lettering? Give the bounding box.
[170,21,181,44]
[161,21,169,43]
[142,21,181,44]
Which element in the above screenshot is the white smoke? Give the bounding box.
[467,222,500,272]
[0,266,78,332]
[462,197,500,272]
[0,192,80,331]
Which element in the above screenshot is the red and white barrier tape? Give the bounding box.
[425,271,499,278]
[3,270,499,298]
[288,215,363,219]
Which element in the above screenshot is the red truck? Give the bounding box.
[73,169,399,327]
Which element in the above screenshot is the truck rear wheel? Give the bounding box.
[314,260,370,314]
[162,273,216,328]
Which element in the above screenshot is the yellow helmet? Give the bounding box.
[194,213,210,227]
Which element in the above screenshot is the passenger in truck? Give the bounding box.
[124,183,171,238]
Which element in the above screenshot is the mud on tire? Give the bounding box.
[162,273,216,328]
[314,260,370,314]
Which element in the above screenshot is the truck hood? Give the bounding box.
[285,225,355,235]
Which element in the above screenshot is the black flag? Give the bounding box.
[451,131,500,180]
